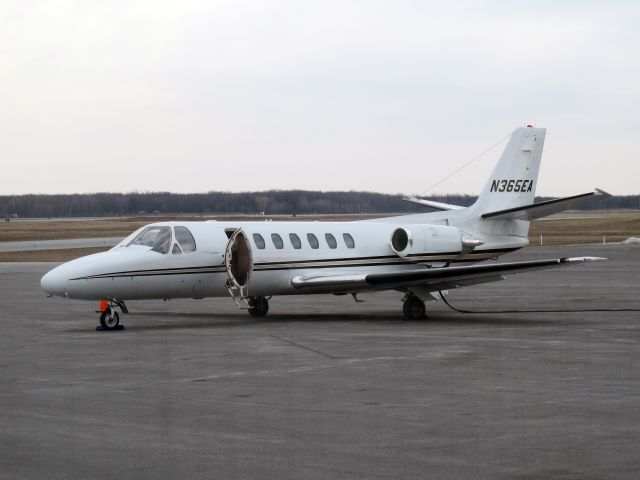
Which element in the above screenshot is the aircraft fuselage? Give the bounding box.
[41,219,524,301]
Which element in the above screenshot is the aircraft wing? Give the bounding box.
[291,257,604,292]
[480,189,611,221]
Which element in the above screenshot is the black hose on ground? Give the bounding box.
[437,291,640,314]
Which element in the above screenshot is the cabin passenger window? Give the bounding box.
[174,226,196,253]
[253,233,266,249]
[289,233,302,249]
[172,244,182,255]
[307,233,319,249]
[127,226,172,254]
[271,233,284,249]
[343,233,355,249]
[325,233,337,249]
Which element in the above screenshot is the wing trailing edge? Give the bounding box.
[291,256,605,292]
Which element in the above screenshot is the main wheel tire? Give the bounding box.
[99,309,120,329]
[403,296,426,320]
[248,297,269,317]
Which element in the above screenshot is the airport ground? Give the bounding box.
[1,243,639,479]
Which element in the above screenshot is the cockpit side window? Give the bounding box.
[172,243,182,255]
[174,226,197,253]
[127,226,172,254]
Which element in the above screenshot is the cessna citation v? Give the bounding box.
[41,126,609,329]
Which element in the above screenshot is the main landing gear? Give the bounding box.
[402,294,426,320]
[96,300,128,331]
[248,296,269,317]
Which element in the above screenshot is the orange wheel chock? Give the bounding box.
[98,300,109,312]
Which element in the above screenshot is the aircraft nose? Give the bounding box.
[41,266,69,297]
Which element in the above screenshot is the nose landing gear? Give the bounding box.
[402,294,426,320]
[248,296,269,317]
[96,300,128,331]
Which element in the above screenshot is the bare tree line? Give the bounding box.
[0,191,637,218]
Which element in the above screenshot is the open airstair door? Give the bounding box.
[224,229,253,307]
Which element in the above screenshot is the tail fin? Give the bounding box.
[471,126,546,215]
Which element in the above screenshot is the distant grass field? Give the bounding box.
[0,214,386,242]
[1,211,638,262]
[529,210,640,246]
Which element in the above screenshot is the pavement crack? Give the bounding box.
[269,334,338,359]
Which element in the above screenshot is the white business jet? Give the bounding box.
[41,126,609,329]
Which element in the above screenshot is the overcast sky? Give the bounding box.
[1,0,638,196]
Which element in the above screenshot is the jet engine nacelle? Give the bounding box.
[389,224,469,258]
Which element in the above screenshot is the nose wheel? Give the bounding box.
[99,308,120,329]
[96,300,127,331]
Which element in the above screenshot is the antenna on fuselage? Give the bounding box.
[417,130,512,197]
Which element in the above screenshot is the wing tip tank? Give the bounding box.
[560,256,607,264]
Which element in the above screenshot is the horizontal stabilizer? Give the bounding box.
[481,189,611,220]
[403,196,464,211]
[291,256,605,292]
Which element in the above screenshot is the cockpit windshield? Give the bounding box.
[127,226,172,254]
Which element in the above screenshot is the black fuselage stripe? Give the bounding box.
[71,257,496,279]
[255,248,518,266]
[71,267,226,280]
[252,255,505,271]
[252,249,517,271]
[70,248,521,280]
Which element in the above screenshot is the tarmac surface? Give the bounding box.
[1,244,639,479]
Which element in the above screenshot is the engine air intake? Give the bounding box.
[390,228,412,257]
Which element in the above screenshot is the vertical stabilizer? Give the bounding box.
[471,126,546,215]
